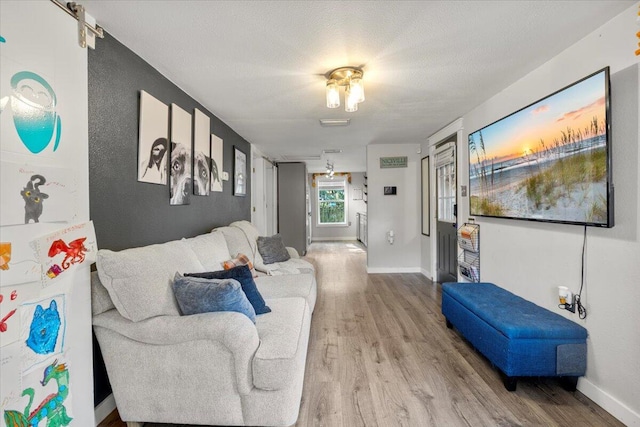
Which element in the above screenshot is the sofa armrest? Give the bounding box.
[286,247,300,259]
[94,309,257,346]
[93,309,259,394]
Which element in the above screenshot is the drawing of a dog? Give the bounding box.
[170,142,191,205]
[21,174,49,224]
[193,150,211,195]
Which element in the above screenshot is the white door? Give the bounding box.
[252,156,267,235]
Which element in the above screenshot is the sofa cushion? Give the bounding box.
[91,271,115,315]
[96,240,205,322]
[215,226,259,264]
[182,231,231,272]
[186,265,271,315]
[255,257,315,276]
[255,273,316,312]
[252,297,310,390]
[257,234,291,264]
[229,221,265,266]
[172,273,256,322]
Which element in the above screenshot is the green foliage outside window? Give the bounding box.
[319,188,345,224]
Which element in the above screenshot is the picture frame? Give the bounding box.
[421,155,430,236]
[169,103,192,205]
[384,186,397,195]
[233,146,247,196]
[138,90,168,185]
[210,134,223,192]
[192,108,211,196]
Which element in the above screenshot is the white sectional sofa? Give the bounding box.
[91,222,316,427]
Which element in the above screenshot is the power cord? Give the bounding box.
[576,225,588,319]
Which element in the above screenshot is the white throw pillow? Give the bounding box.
[97,240,204,322]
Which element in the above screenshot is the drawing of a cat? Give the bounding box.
[21,174,49,224]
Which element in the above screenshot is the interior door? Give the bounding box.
[252,157,267,235]
[306,175,312,245]
[266,162,276,235]
[435,140,458,283]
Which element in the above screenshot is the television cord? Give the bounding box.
[576,225,587,319]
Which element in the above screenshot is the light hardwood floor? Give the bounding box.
[99,241,622,427]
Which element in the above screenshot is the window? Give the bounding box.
[436,143,456,223]
[317,178,347,226]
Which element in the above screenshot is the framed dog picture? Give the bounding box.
[138,91,168,185]
[233,147,247,196]
[210,134,223,192]
[169,104,192,205]
[193,108,211,196]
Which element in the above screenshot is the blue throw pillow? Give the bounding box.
[172,273,256,323]
[185,265,271,315]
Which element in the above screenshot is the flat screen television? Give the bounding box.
[468,67,613,228]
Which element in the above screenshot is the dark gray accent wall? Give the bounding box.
[89,32,250,252]
[88,32,251,406]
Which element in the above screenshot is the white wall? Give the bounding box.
[367,144,421,272]
[448,5,639,425]
[310,172,367,241]
[420,221,432,278]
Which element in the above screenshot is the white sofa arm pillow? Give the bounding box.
[286,247,300,259]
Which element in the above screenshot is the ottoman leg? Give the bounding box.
[501,372,518,391]
[445,319,453,329]
[559,376,579,392]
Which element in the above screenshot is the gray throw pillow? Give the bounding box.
[257,234,291,264]
[172,273,256,323]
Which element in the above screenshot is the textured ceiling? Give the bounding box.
[82,1,634,172]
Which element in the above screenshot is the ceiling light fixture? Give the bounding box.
[325,161,335,177]
[325,67,365,112]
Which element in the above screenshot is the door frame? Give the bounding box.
[250,147,278,236]
[428,118,464,282]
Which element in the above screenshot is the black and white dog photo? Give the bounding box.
[170,142,191,205]
[193,150,211,196]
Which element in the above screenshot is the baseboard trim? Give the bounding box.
[311,237,357,241]
[367,267,422,274]
[94,393,116,426]
[420,268,432,280]
[578,377,640,426]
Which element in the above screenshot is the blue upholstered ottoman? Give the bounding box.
[441,282,587,391]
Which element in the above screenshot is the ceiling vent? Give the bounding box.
[319,119,350,127]
[322,149,343,154]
